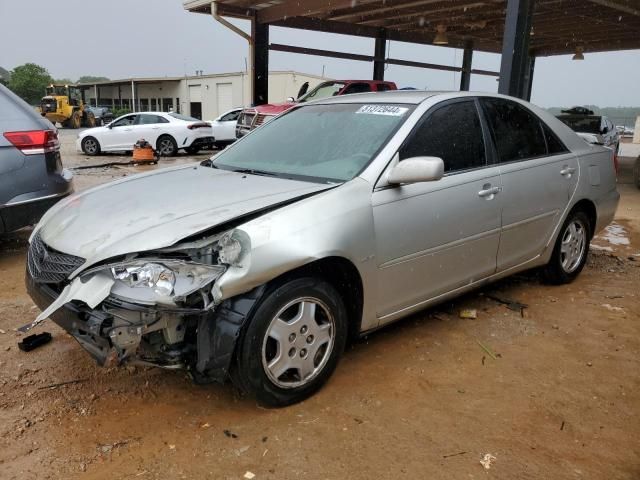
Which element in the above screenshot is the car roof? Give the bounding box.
[312,90,450,105]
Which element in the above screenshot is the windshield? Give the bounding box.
[169,112,200,122]
[298,82,346,103]
[213,103,413,183]
[558,116,602,134]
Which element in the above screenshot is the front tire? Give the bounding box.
[232,277,348,407]
[81,136,101,156]
[156,135,178,156]
[542,210,591,284]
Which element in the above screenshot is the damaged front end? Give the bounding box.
[24,228,259,383]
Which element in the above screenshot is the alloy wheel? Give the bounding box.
[560,219,587,273]
[261,297,335,389]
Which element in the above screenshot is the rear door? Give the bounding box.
[479,98,578,271]
[135,114,170,145]
[372,99,502,320]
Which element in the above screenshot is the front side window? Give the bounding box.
[112,115,137,127]
[342,83,372,95]
[221,110,241,122]
[481,98,547,163]
[214,103,413,183]
[399,100,486,173]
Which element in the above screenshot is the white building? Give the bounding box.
[80,70,328,120]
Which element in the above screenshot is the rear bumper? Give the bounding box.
[1,169,73,233]
[26,269,113,365]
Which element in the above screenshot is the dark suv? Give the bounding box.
[0,84,74,234]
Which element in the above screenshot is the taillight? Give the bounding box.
[3,129,59,155]
[187,122,210,130]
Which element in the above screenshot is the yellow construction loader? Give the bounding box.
[39,84,95,128]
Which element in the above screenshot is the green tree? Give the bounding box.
[77,75,110,84]
[7,63,53,105]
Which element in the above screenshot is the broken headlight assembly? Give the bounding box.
[107,260,226,305]
[80,229,251,307]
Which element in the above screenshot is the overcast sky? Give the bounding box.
[1,0,638,108]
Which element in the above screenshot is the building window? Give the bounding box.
[163,98,173,112]
[140,99,149,111]
[151,98,157,111]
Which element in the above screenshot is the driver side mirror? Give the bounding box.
[287,97,295,102]
[387,157,444,185]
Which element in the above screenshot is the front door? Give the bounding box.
[372,99,502,321]
[106,114,138,150]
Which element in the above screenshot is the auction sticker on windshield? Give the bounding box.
[356,105,409,116]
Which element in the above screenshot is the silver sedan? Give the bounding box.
[25,91,619,406]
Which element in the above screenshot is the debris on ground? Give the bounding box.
[223,429,238,438]
[38,378,89,390]
[601,303,624,312]
[480,453,496,469]
[443,451,467,458]
[485,293,528,316]
[459,309,477,319]
[18,332,52,352]
[244,472,256,479]
[476,340,498,360]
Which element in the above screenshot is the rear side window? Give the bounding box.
[136,114,168,125]
[541,123,568,155]
[480,98,547,163]
[377,83,394,92]
[399,100,486,173]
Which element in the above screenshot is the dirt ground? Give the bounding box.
[1,131,639,479]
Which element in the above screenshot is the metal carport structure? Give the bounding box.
[184,0,640,105]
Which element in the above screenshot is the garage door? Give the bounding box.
[189,85,202,102]
[216,83,233,116]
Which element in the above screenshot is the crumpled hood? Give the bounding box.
[38,164,330,269]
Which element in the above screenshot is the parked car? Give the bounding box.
[208,108,242,148]
[556,107,620,151]
[0,84,73,234]
[25,92,618,406]
[85,106,114,126]
[236,80,397,137]
[77,112,214,156]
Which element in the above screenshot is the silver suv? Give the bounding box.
[25,92,618,406]
[0,84,73,234]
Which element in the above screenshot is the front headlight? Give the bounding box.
[100,260,225,305]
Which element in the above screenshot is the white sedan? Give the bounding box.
[77,112,214,156]
[208,108,242,148]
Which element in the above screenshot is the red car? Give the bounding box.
[236,80,397,137]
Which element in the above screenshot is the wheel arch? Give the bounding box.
[267,256,365,341]
[569,198,597,239]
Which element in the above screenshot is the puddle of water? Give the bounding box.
[596,223,631,246]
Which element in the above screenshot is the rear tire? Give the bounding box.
[156,135,178,156]
[542,210,591,285]
[81,136,101,156]
[232,277,348,407]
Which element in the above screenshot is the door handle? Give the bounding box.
[478,184,501,198]
[124,128,133,131]
[560,166,576,177]
[151,127,160,130]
